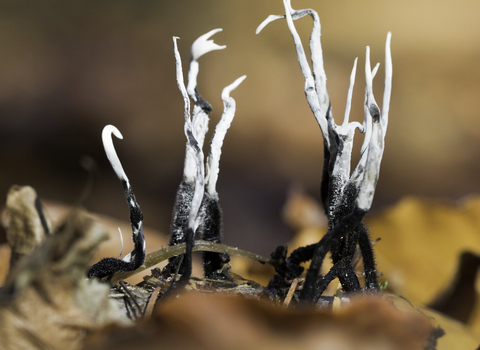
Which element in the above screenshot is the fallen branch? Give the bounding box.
[110,240,273,282]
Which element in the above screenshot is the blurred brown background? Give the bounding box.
[0,0,479,255]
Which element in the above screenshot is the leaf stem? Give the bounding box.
[110,240,273,282]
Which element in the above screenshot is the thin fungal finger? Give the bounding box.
[205,75,246,196]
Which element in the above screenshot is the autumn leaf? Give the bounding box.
[85,293,434,350]
[283,189,480,347]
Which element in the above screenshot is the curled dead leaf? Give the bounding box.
[85,293,434,350]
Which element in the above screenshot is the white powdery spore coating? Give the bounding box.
[173,36,197,185]
[189,154,205,232]
[173,35,205,232]
[283,2,330,144]
[257,4,392,217]
[356,34,392,211]
[184,105,210,183]
[102,125,130,186]
[122,252,132,262]
[192,105,209,147]
[182,29,225,185]
[382,32,393,132]
[356,121,384,210]
[187,28,226,100]
[206,75,246,196]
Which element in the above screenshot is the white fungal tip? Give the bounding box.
[385,33,392,70]
[191,28,226,62]
[256,15,285,35]
[342,57,358,127]
[372,62,380,79]
[221,75,246,101]
[103,124,123,141]
[382,31,393,131]
[102,125,129,183]
[365,46,373,87]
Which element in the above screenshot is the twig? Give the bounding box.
[110,240,272,282]
[143,286,161,319]
[332,281,343,313]
[119,281,142,319]
[283,278,299,308]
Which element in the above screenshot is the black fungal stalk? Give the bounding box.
[87,125,146,279]
[198,194,229,279]
[169,181,195,274]
[258,0,392,302]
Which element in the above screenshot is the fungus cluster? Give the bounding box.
[87,125,146,279]
[87,0,392,304]
[88,30,246,287]
[166,30,245,288]
[257,0,392,302]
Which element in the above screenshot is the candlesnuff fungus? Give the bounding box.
[201,75,246,279]
[165,35,206,292]
[168,29,221,272]
[87,125,146,279]
[169,29,246,280]
[258,0,392,301]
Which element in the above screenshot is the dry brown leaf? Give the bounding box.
[42,201,207,284]
[85,293,434,350]
[0,199,198,286]
[283,191,480,342]
[0,244,10,286]
[369,196,480,302]
[393,296,480,350]
[3,186,50,271]
[368,196,480,335]
[0,209,122,350]
[3,187,479,349]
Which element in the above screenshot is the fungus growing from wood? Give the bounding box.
[87,125,146,279]
[257,0,392,302]
[87,0,391,304]
[168,29,246,281]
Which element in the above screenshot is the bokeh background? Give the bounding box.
[0,0,479,255]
